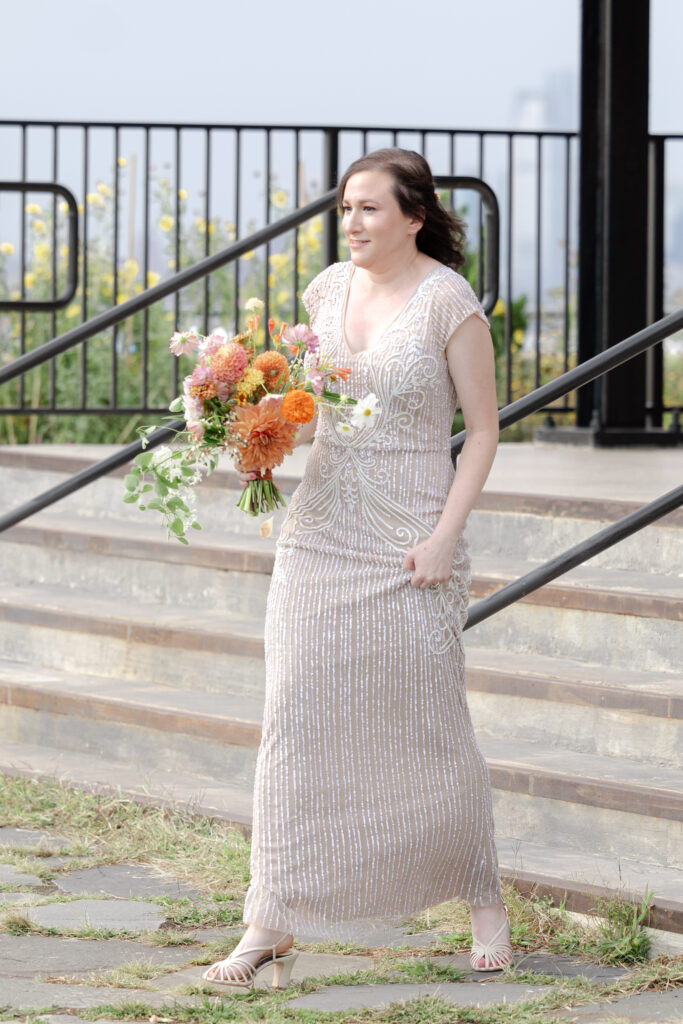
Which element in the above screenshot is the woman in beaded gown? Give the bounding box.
[203,149,511,990]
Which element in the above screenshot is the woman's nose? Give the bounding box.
[345,208,360,233]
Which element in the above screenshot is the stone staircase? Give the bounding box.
[0,443,681,932]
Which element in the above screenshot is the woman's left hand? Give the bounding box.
[403,534,457,588]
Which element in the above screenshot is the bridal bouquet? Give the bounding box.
[122,297,380,542]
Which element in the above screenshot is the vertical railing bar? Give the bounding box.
[420,129,426,155]
[293,129,300,319]
[506,134,513,406]
[362,129,368,155]
[142,127,150,409]
[50,124,58,410]
[203,127,211,335]
[81,125,89,409]
[173,127,181,396]
[535,134,542,391]
[477,133,484,295]
[450,133,457,212]
[19,125,26,408]
[264,128,271,349]
[233,128,240,334]
[112,125,120,409]
[563,135,571,396]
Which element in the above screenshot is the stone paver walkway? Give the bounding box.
[0,826,680,1022]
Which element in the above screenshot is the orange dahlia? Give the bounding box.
[210,342,249,385]
[189,381,218,400]
[231,401,298,471]
[281,388,315,424]
[253,350,290,389]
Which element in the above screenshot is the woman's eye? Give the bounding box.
[363,206,376,212]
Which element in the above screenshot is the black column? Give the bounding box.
[558,0,663,443]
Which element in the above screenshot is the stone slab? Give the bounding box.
[0,827,68,850]
[55,863,199,900]
[158,951,375,992]
[510,952,629,981]
[40,1017,122,1024]
[0,976,196,1011]
[0,891,37,907]
[25,898,166,931]
[546,988,683,1022]
[287,980,550,1011]
[0,863,44,887]
[0,934,200,976]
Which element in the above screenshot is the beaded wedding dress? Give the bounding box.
[242,261,502,939]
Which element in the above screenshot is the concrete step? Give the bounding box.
[2,735,681,931]
[1,524,680,672]
[0,580,679,758]
[1,445,680,573]
[463,646,682,768]
[0,659,681,871]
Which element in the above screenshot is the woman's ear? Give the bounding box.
[408,207,426,235]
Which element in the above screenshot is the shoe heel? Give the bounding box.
[271,950,298,989]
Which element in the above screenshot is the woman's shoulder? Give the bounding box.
[301,262,351,321]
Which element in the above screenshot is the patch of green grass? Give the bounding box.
[153,895,244,929]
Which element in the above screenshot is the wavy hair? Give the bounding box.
[336,148,466,270]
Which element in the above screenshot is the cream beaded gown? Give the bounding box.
[242,261,502,940]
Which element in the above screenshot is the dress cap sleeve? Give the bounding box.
[434,270,490,351]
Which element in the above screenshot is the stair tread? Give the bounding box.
[465,645,681,696]
[472,555,683,601]
[0,737,681,908]
[3,516,682,603]
[479,735,683,795]
[2,656,681,798]
[0,583,264,638]
[0,657,264,724]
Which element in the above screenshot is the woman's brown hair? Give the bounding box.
[336,148,466,271]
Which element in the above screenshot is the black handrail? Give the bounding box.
[452,306,683,455]
[0,175,499,386]
[464,484,683,629]
[0,182,79,312]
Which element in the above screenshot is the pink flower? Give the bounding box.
[209,342,249,384]
[170,326,200,356]
[307,367,324,395]
[189,365,210,387]
[282,323,319,353]
[182,393,204,422]
[199,328,228,358]
[187,419,205,441]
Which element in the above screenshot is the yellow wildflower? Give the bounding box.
[123,258,139,277]
[86,192,104,207]
[242,250,254,261]
[0,242,15,255]
[513,328,524,345]
[34,242,50,261]
[24,271,36,289]
[77,203,84,215]
[97,182,110,197]
[60,246,69,259]
[271,189,287,209]
[178,188,188,200]
[133,283,143,294]
[65,303,80,319]
[117,156,127,167]
[33,219,46,233]
[268,273,275,288]
[159,215,174,232]
[277,289,289,306]
[59,200,68,215]
[268,252,289,271]
[492,298,506,317]
[146,270,161,287]
[116,291,129,304]
[168,258,176,269]
[24,202,42,215]
[10,289,21,300]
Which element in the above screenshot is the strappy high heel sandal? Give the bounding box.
[202,932,299,990]
[470,904,513,972]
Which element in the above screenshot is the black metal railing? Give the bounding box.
[0,119,582,420]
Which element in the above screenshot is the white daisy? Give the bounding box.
[350,392,381,429]
[337,421,356,435]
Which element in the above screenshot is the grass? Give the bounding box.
[0,774,681,1024]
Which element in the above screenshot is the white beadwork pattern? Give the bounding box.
[242,261,502,940]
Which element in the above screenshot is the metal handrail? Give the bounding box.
[0,182,79,312]
[0,175,499,386]
[464,484,683,629]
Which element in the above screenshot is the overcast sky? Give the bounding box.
[0,0,680,134]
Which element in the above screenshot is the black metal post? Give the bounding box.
[322,129,339,267]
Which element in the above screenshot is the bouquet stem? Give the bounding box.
[236,469,287,516]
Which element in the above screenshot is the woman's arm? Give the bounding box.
[402,314,498,587]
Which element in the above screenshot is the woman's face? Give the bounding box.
[341,170,423,272]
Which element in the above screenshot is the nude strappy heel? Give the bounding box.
[202,932,299,990]
[470,904,513,972]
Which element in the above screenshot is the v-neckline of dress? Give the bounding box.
[340,262,444,358]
